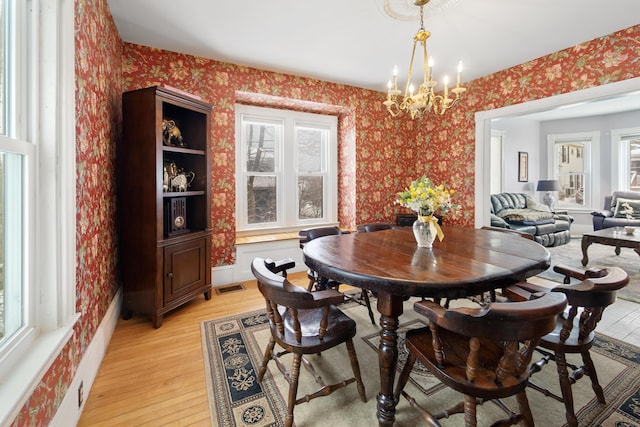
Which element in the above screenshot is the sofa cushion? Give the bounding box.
[613,197,640,219]
[496,208,554,225]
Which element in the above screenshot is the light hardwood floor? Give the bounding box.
[78,272,640,426]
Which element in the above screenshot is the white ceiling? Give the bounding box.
[106,0,640,118]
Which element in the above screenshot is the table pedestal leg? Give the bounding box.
[376,292,404,427]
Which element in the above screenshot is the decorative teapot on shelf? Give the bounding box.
[171,171,196,192]
[163,160,195,192]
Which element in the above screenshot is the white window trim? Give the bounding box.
[0,0,78,424]
[490,129,505,194]
[611,127,640,191]
[235,104,338,236]
[547,131,600,211]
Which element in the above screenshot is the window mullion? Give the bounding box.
[281,118,292,226]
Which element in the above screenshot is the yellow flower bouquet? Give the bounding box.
[396,176,458,246]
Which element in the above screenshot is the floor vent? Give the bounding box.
[215,283,246,294]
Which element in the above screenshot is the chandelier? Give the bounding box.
[383,0,465,119]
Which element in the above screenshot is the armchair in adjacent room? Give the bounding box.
[591,190,640,230]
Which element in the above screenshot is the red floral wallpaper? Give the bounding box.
[10,0,122,425]
[8,0,640,422]
[122,47,420,265]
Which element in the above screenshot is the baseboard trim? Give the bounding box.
[49,288,122,427]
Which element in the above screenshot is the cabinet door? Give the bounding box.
[163,238,207,304]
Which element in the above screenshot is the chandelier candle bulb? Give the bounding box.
[457,61,463,86]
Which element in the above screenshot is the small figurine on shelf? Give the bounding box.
[163,165,170,192]
[162,119,185,147]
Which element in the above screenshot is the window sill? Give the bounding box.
[0,313,80,425]
[236,232,300,245]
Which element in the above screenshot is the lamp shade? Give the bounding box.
[537,180,560,192]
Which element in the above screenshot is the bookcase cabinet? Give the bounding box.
[118,86,212,328]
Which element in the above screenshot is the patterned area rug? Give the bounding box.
[540,236,640,303]
[201,299,640,426]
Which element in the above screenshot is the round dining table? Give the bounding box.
[302,226,551,427]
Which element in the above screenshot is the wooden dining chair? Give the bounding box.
[301,226,376,324]
[356,222,393,233]
[505,264,629,427]
[393,292,567,427]
[251,258,367,427]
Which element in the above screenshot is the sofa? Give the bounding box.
[591,191,640,230]
[490,193,573,247]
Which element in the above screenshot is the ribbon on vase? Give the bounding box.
[418,215,445,241]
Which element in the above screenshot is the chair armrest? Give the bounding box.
[502,283,547,301]
[490,214,510,228]
[310,289,346,307]
[591,210,613,218]
[553,263,606,283]
[553,214,573,223]
[265,257,296,275]
[412,300,447,323]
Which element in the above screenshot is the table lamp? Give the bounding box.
[537,179,560,211]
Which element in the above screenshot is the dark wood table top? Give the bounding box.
[303,226,551,299]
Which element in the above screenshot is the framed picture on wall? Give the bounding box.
[518,151,528,182]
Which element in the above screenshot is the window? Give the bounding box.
[0,0,76,423]
[235,105,338,234]
[612,127,640,192]
[0,0,30,354]
[548,132,599,210]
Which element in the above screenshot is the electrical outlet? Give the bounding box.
[78,381,84,408]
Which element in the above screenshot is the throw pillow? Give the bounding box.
[613,197,640,219]
[497,208,554,224]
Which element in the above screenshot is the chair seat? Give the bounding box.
[539,315,595,353]
[277,306,357,354]
[405,327,527,400]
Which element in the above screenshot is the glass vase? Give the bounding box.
[413,218,437,248]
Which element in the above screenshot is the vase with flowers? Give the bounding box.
[396,176,458,248]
